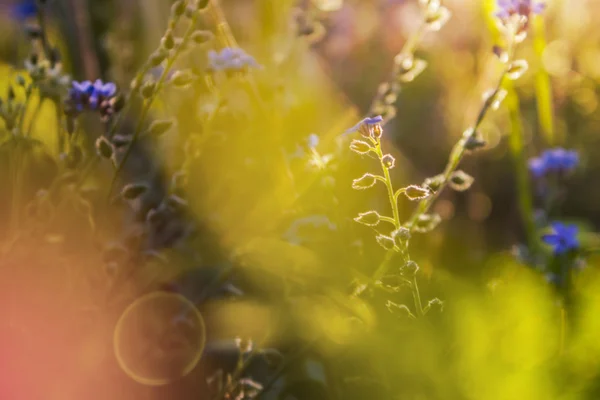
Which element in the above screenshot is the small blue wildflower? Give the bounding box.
[67,79,118,116]
[528,157,546,178]
[542,222,579,256]
[11,0,37,22]
[496,0,546,20]
[541,148,579,172]
[307,133,320,150]
[343,115,384,136]
[208,47,261,73]
[528,148,579,178]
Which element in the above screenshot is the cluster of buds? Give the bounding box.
[494,0,546,43]
[348,116,435,250]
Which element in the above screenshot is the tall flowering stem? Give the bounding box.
[349,117,429,318]
[369,0,452,123]
[407,4,543,228]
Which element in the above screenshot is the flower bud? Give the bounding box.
[95,136,114,159]
[191,30,214,44]
[171,0,186,16]
[413,213,442,233]
[141,81,156,98]
[449,170,474,191]
[424,298,444,314]
[401,261,419,276]
[148,119,174,137]
[121,182,149,200]
[149,50,168,67]
[196,0,210,10]
[392,227,411,243]
[507,60,528,80]
[462,128,486,152]
[161,30,175,50]
[386,301,414,319]
[424,6,451,31]
[394,54,427,83]
[376,235,396,250]
[171,70,194,87]
[422,174,444,193]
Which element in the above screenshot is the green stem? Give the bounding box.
[375,141,400,229]
[407,34,517,228]
[412,275,424,317]
[532,17,555,145]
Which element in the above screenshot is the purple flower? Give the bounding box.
[496,0,546,20]
[528,157,546,178]
[343,115,384,136]
[528,148,579,178]
[542,222,579,256]
[208,47,261,72]
[67,79,118,116]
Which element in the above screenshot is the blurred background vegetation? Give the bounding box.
[2,0,600,399]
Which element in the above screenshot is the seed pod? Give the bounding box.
[161,30,175,50]
[352,173,377,190]
[170,70,194,87]
[191,30,214,44]
[403,185,430,201]
[449,170,474,192]
[349,140,372,155]
[95,136,114,159]
[381,154,395,169]
[197,0,210,10]
[354,211,381,226]
[171,0,186,16]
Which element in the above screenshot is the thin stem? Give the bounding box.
[532,16,555,145]
[17,87,33,134]
[379,216,397,225]
[26,98,43,138]
[412,275,424,317]
[375,140,399,229]
[407,34,517,229]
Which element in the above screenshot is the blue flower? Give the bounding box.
[496,0,546,20]
[528,148,579,178]
[542,148,578,172]
[343,115,384,136]
[307,133,320,150]
[67,79,118,115]
[542,222,579,256]
[11,0,37,22]
[208,47,261,72]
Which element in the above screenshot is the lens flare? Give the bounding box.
[113,292,206,386]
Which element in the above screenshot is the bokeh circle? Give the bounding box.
[114,291,206,386]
